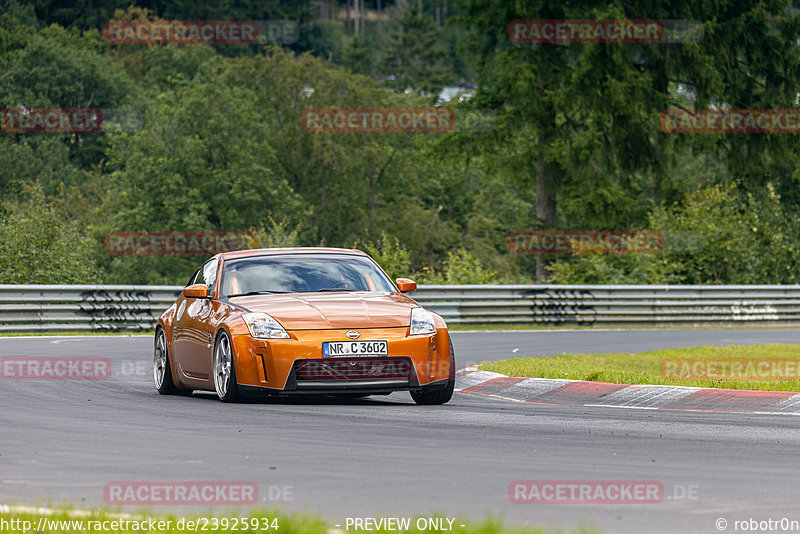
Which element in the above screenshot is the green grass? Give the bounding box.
[446,323,799,331]
[479,344,800,391]
[0,506,597,534]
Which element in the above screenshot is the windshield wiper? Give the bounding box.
[227,290,287,297]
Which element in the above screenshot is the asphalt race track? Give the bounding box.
[2,330,800,534]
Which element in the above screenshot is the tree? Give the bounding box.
[220,48,454,256]
[382,2,453,94]
[103,55,306,283]
[0,185,100,284]
[0,11,135,192]
[343,34,373,75]
[456,0,800,283]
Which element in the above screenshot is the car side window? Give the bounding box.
[192,259,218,297]
[203,259,218,296]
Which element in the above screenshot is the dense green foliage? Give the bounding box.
[1,0,799,285]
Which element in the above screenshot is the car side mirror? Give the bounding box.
[395,278,417,293]
[183,284,209,299]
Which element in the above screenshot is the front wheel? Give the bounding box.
[411,335,455,405]
[213,330,242,402]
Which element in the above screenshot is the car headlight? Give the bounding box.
[410,307,436,336]
[241,313,290,339]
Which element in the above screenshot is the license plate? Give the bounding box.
[322,340,388,357]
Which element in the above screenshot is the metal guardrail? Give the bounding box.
[1,284,800,333]
[0,285,181,333]
[414,285,800,326]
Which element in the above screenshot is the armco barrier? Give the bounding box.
[413,285,800,326]
[0,285,181,333]
[1,284,800,333]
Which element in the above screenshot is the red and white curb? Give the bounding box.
[456,367,800,415]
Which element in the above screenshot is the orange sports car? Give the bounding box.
[154,247,455,404]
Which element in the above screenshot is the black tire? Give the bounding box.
[410,335,455,405]
[213,330,243,403]
[154,328,191,396]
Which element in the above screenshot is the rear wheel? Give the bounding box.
[411,335,455,405]
[154,329,191,395]
[213,330,242,402]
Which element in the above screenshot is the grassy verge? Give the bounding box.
[479,344,800,391]
[0,506,596,534]
[446,323,799,331]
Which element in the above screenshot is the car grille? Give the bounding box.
[295,357,413,381]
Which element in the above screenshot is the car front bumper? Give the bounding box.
[229,326,452,395]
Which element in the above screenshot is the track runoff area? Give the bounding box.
[2,329,800,533]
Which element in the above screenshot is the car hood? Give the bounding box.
[228,292,419,330]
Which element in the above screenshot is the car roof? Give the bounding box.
[213,247,368,261]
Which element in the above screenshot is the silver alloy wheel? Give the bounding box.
[154,331,167,389]
[214,333,231,398]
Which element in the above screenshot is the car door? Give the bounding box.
[172,258,218,380]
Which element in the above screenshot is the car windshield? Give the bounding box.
[220,253,396,297]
